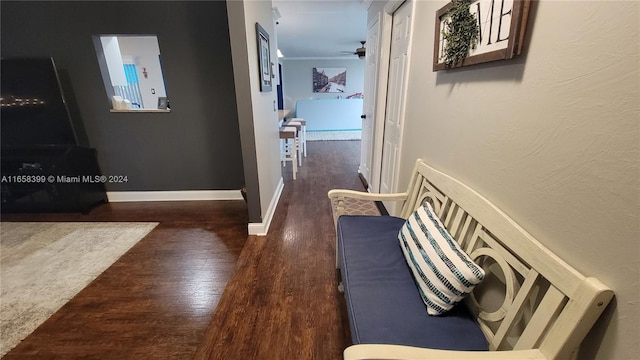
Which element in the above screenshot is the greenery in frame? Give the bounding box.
[442,0,479,68]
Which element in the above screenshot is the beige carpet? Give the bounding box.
[0,222,158,356]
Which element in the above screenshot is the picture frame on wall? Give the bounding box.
[312,67,347,93]
[157,97,168,109]
[256,22,272,92]
[433,0,531,71]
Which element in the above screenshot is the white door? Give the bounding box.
[359,16,381,187]
[380,0,413,214]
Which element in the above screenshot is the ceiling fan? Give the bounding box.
[340,41,366,59]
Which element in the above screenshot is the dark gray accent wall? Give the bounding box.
[1,1,244,191]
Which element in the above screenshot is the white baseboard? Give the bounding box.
[247,177,284,236]
[107,182,284,237]
[107,190,244,202]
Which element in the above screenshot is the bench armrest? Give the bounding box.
[344,344,548,360]
[327,189,408,226]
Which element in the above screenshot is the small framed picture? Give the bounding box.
[256,22,272,92]
[157,97,168,109]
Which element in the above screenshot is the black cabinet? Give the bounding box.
[1,146,108,213]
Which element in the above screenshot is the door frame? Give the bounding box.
[367,0,414,194]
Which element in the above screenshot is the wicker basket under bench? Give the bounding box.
[328,159,613,360]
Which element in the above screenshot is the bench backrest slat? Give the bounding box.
[396,159,613,359]
[493,268,540,350]
[539,278,613,359]
[514,284,566,350]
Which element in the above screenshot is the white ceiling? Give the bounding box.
[272,0,368,59]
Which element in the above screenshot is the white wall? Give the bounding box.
[386,1,639,359]
[281,58,364,113]
[100,36,127,86]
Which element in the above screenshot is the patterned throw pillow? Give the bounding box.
[398,202,485,315]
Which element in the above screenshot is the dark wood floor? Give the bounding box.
[2,140,365,359]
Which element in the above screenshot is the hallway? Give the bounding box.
[195,140,370,359]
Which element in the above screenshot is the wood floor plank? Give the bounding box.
[2,201,249,359]
[195,141,364,360]
[2,140,363,359]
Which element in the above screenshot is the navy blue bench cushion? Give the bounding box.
[337,215,489,351]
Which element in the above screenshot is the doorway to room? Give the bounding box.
[274,0,367,144]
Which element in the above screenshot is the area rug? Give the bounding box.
[0,222,158,356]
[306,130,361,141]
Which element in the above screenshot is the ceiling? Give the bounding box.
[272,0,368,59]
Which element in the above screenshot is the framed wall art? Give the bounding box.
[433,0,532,71]
[256,22,272,92]
[312,67,346,93]
[157,97,168,109]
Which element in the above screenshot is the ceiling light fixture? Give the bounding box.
[355,41,366,59]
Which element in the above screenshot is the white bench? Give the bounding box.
[328,159,613,360]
